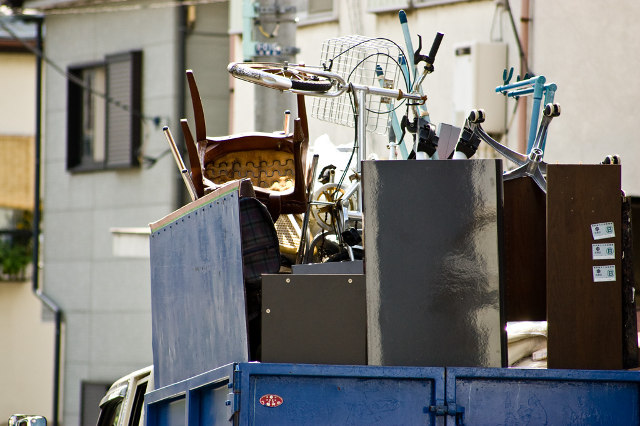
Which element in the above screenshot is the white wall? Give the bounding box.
[0,53,36,135]
[0,282,55,422]
[531,0,640,195]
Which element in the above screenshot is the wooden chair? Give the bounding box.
[181,69,310,221]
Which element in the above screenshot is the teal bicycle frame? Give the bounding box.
[496,70,557,153]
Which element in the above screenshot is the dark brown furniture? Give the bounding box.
[504,164,637,370]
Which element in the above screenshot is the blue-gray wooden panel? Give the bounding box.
[149,190,248,388]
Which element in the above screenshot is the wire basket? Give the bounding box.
[311,35,406,135]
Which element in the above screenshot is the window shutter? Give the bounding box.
[105,51,142,168]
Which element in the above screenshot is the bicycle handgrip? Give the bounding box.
[427,32,444,64]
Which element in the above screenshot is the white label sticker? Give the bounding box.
[593,265,616,282]
[592,243,615,260]
[591,222,615,240]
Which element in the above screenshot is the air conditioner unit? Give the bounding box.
[452,41,507,135]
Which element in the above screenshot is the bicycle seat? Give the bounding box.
[181,69,310,221]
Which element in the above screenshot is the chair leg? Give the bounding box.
[186,70,207,143]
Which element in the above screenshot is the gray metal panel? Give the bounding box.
[261,274,367,365]
[362,159,505,367]
[149,190,248,388]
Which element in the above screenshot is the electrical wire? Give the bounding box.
[490,1,504,42]
[33,0,227,16]
[0,17,167,128]
[503,0,531,75]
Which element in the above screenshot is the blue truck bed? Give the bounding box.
[144,362,640,425]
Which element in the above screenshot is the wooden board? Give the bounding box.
[546,164,623,369]
[261,274,367,365]
[149,183,249,388]
[503,177,547,321]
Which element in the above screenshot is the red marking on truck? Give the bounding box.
[259,394,284,407]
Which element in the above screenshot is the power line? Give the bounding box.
[38,0,227,16]
[0,15,167,127]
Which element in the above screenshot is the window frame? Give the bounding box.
[296,0,338,27]
[66,50,142,172]
[367,0,471,13]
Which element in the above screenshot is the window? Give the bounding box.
[297,0,336,25]
[367,0,467,13]
[67,51,142,171]
[367,0,409,12]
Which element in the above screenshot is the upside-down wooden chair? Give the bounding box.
[180,69,310,222]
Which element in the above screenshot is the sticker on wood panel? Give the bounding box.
[593,265,616,282]
[592,243,615,260]
[591,222,615,240]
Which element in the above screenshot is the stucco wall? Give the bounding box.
[531,0,640,195]
[0,53,36,135]
[0,282,55,422]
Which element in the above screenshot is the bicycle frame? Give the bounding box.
[496,70,557,153]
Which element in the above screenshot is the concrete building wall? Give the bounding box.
[40,3,180,424]
[37,0,232,422]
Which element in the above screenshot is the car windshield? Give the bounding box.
[96,397,123,426]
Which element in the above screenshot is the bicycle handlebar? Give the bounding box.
[415,32,444,71]
[428,32,444,65]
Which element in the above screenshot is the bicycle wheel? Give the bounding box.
[228,62,333,93]
[311,182,357,232]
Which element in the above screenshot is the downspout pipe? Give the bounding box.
[27,14,62,426]
[176,4,188,208]
[518,0,530,154]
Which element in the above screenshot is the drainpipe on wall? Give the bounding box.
[517,0,530,154]
[176,4,188,209]
[27,14,62,426]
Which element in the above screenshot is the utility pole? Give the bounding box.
[243,0,299,132]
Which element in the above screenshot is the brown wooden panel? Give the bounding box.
[503,177,547,321]
[261,274,367,365]
[546,164,623,369]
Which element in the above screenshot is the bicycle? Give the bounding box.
[453,69,560,193]
[228,26,444,262]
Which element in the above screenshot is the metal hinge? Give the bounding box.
[225,366,242,420]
